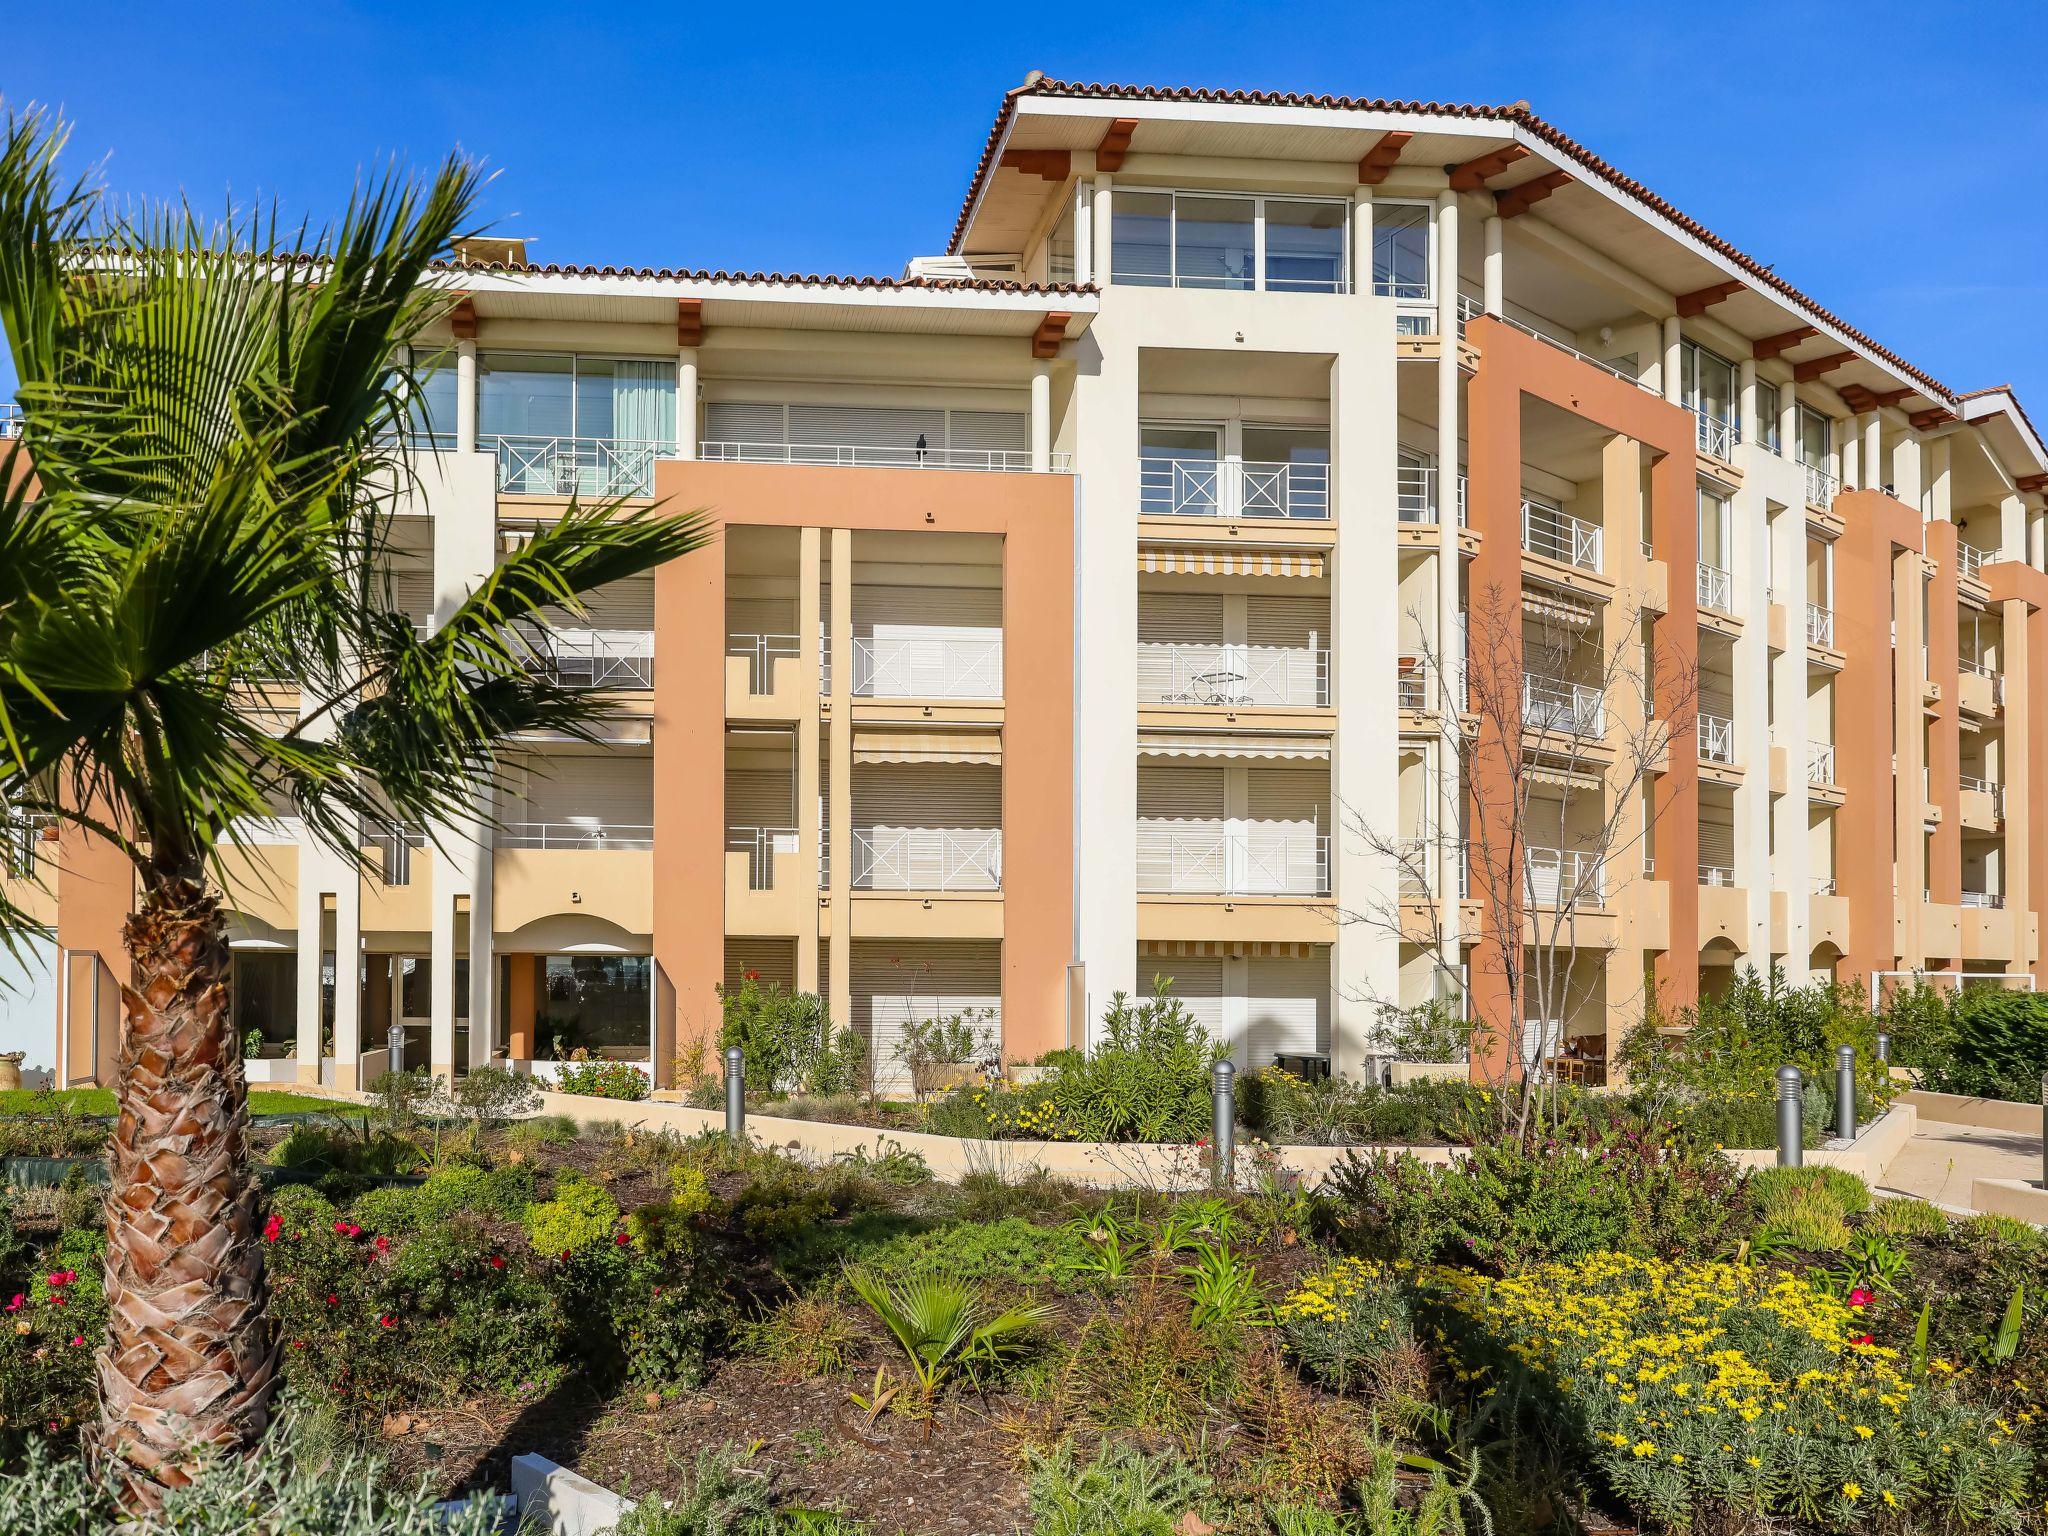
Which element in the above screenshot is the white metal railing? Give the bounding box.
[1397,655,1428,711]
[506,820,657,852]
[851,634,1002,699]
[1523,846,1606,907]
[1803,462,1839,508]
[491,435,664,497]
[853,828,1002,892]
[1696,562,1733,613]
[1396,462,1468,525]
[1960,652,1998,679]
[1805,603,1835,648]
[1961,890,2006,909]
[1137,643,1329,707]
[365,820,428,886]
[1521,673,1604,736]
[0,403,20,439]
[727,632,799,694]
[536,628,654,689]
[1140,456,1331,520]
[1958,542,1996,580]
[700,440,1070,474]
[1812,875,1837,895]
[1699,864,1737,887]
[1960,775,2007,819]
[1456,292,1484,334]
[1697,714,1735,765]
[1394,837,1468,899]
[1694,412,1738,461]
[1807,742,1836,785]
[1136,826,1331,897]
[226,815,304,847]
[722,825,797,889]
[3,813,58,878]
[1496,313,1660,393]
[1521,499,1602,570]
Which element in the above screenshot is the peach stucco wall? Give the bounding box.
[651,460,1075,1087]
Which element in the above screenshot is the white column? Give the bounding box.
[2000,491,2025,560]
[1863,413,1884,492]
[1770,497,1813,978]
[1350,188,1373,298]
[1432,191,1463,995]
[1928,437,1953,524]
[1482,214,1504,316]
[1091,177,1114,288]
[676,347,699,460]
[1074,180,1095,287]
[1780,380,1799,460]
[1661,316,1682,404]
[455,339,478,455]
[1738,359,1758,459]
[2032,508,2046,571]
[1030,361,1052,472]
[1842,421,1861,490]
[1734,355,1771,963]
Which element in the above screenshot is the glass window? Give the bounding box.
[1698,489,1732,569]
[1112,191,1173,286]
[479,352,573,439]
[1174,196,1256,290]
[479,353,674,450]
[402,347,461,446]
[1046,204,1076,284]
[1372,203,1432,301]
[536,954,652,1059]
[1798,405,1832,469]
[233,953,297,1049]
[1681,341,1738,431]
[1263,200,1347,293]
[1140,424,1221,516]
[1756,381,1782,454]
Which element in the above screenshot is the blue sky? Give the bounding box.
[4,1,2045,406]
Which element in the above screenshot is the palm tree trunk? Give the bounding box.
[93,872,279,1510]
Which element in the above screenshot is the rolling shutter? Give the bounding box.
[703,401,785,448]
[1699,800,1736,873]
[1138,765,1226,823]
[851,941,1002,1096]
[724,939,796,993]
[1139,594,1226,703]
[504,752,654,828]
[1244,954,1330,1066]
[725,763,795,829]
[1245,595,1328,648]
[1138,951,1225,1041]
[946,410,1029,453]
[788,404,946,453]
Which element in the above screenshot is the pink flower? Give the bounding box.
[45,1271,74,1289]
[1847,1287,1873,1308]
[263,1215,283,1244]
[5,1295,23,1313]
[67,1336,82,1348]
[325,1294,339,1307]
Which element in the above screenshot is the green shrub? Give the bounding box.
[413,1163,533,1224]
[717,973,836,1096]
[345,1184,422,1235]
[1749,1164,1871,1219]
[504,1113,579,1151]
[742,1292,859,1379]
[268,1122,423,1177]
[1273,1256,1419,1397]
[553,1060,651,1101]
[990,979,1223,1143]
[1024,1438,1210,1536]
[1865,1196,1950,1238]
[604,1444,778,1535]
[731,1165,835,1248]
[862,1216,1086,1288]
[1921,987,2048,1102]
[523,1176,623,1256]
[0,1224,104,1459]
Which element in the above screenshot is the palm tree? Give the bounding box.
[0,112,710,1508]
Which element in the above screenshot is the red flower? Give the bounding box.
[489,1255,506,1271]
[68,1335,82,1348]
[743,969,760,982]
[373,1236,392,1255]
[377,1315,395,1329]
[326,1294,339,1307]
[49,1296,64,1308]
[263,1215,283,1244]
[1849,1332,1874,1347]
[614,1231,632,1247]
[1847,1287,1873,1308]
[2,1295,19,1313]
[560,1249,571,1261]
[45,1271,74,1288]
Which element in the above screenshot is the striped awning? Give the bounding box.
[1138,939,1325,959]
[1523,589,1597,629]
[1525,764,1604,791]
[853,729,1000,765]
[1139,731,1330,761]
[1140,547,1326,578]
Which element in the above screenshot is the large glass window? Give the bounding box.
[1680,340,1739,451]
[1698,489,1732,570]
[1756,381,1782,454]
[233,953,297,1051]
[478,353,675,447]
[1798,404,1832,469]
[1371,203,1432,301]
[1111,190,1350,293]
[402,346,460,447]
[532,954,652,1060]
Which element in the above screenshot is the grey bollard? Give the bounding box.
[1776,1065,1804,1168]
[388,1021,405,1075]
[1211,1059,1236,1189]
[2040,1073,2047,1191]
[1836,1045,1857,1142]
[725,1046,745,1143]
[1875,1030,1890,1066]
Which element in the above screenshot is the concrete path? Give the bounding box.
[1880,1118,2042,1209]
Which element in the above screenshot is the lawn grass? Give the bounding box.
[0,1087,368,1117]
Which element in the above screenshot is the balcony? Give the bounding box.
[0,403,20,439]
[1395,837,1468,899]
[1137,826,1330,897]
[1958,542,1997,581]
[1700,863,1737,888]
[1523,845,1605,907]
[1696,562,1734,614]
[1521,499,1602,571]
[1140,456,1331,521]
[1805,603,1835,648]
[1802,462,1839,509]
[365,820,428,887]
[1694,412,1738,462]
[727,632,800,695]
[1138,643,1329,708]
[1960,774,2006,823]
[1521,673,1604,737]
[506,819,656,853]
[491,435,662,498]
[852,635,1002,700]
[1697,714,1735,765]
[1961,890,2006,910]
[535,629,654,690]
[1807,742,1836,785]
[700,440,1067,474]
[853,828,1001,892]
[1396,461,1467,525]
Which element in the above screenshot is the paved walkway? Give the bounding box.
[1880,1119,2042,1209]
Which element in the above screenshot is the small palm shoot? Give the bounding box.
[845,1269,1052,1417]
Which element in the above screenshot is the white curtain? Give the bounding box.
[613,360,674,450]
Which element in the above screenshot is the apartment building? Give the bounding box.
[13,75,2048,1091]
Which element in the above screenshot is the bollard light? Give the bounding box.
[1211,1058,1236,1189]
[388,1021,405,1075]
[1836,1044,1857,1142]
[725,1045,746,1143]
[1875,1030,1890,1066]
[1776,1065,1804,1168]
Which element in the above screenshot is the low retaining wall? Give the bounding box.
[1902,1088,2042,1137]
[1716,1102,1917,1185]
[510,1454,628,1535]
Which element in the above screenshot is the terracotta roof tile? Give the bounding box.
[428,258,1094,297]
[950,78,1955,401]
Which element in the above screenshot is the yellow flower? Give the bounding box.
[1842,1483,1861,1502]
[1853,1424,1873,1439]
[1631,1440,1656,1458]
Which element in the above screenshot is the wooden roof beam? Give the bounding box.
[1910,407,1956,431]
[447,295,478,341]
[1752,325,1818,360]
[1357,131,1412,185]
[1031,311,1071,360]
[1095,119,1138,174]
[676,298,703,348]
[2017,474,2048,494]
[1675,279,1744,317]
[1496,170,1571,219]
[1000,148,1072,183]
[1793,350,1855,383]
[1446,144,1529,190]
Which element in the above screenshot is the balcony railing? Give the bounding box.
[1396,462,1468,525]
[1805,603,1835,648]
[2,813,58,878]
[225,815,304,847]
[536,629,654,689]
[365,820,428,886]
[1807,742,1836,785]
[507,820,657,852]
[728,632,799,694]
[1696,562,1733,613]
[1394,837,1468,900]
[1694,411,1738,461]
[1521,500,1602,571]
[853,828,1002,892]
[1960,651,2000,680]
[723,825,798,889]
[1961,890,2006,909]
[851,634,1002,699]
[1495,313,1661,394]
[1812,875,1837,895]
[1699,863,1737,887]
[1138,643,1329,707]
[700,440,1069,474]
[1958,542,1997,580]
[1136,826,1331,897]
[1521,673,1604,736]
[491,435,664,497]
[1802,462,1839,508]
[0,403,21,439]
[1523,845,1605,907]
[1697,713,1735,765]
[1960,775,2006,818]
[1140,456,1331,520]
